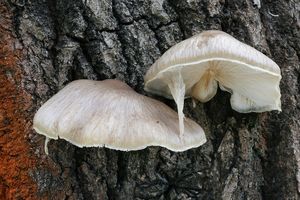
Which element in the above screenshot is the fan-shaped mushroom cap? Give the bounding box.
[144,30,281,136]
[33,79,206,153]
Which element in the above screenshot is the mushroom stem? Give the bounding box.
[191,70,218,103]
[44,136,50,155]
[165,70,186,139]
[192,98,197,108]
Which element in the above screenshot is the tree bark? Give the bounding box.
[0,0,300,199]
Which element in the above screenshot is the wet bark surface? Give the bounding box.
[0,0,300,199]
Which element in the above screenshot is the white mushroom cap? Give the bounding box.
[33,79,206,153]
[144,30,281,136]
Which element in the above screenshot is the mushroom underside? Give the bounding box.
[150,59,281,132]
[34,123,206,153]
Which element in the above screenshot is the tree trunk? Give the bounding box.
[1,0,299,199]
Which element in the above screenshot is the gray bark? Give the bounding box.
[4,0,300,199]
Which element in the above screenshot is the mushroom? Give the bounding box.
[33,79,206,154]
[144,30,281,137]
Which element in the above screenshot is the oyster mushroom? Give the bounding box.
[33,79,206,154]
[144,30,281,137]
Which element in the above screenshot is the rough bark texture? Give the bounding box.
[0,0,300,199]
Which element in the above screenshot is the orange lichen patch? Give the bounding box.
[0,2,39,200]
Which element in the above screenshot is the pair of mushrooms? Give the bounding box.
[33,30,281,154]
